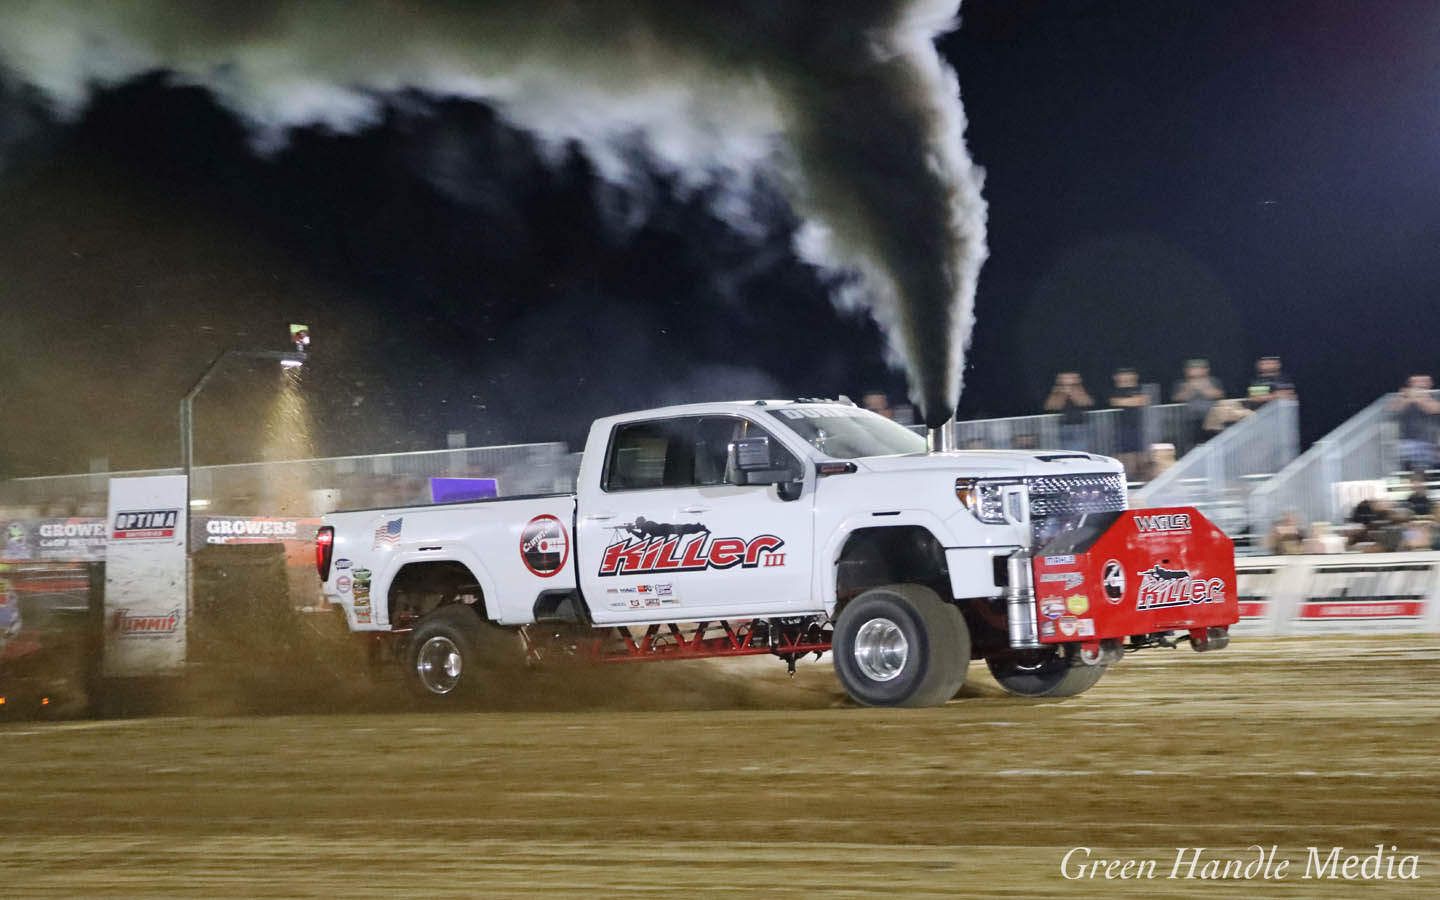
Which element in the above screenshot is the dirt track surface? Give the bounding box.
[3,636,1439,898]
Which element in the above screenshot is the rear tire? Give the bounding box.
[832,584,970,708]
[987,647,1106,698]
[402,605,495,701]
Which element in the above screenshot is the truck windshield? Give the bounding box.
[768,407,927,459]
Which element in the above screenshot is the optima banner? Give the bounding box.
[104,475,188,675]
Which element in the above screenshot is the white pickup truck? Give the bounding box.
[317,399,1237,707]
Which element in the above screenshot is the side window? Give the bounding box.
[604,419,696,491]
[604,415,803,492]
[696,416,802,485]
[693,416,742,485]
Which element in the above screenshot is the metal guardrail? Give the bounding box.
[1133,398,1300,539]
[0,443,577,518]
[1249,393,1413,532]
[926,401,1205,459]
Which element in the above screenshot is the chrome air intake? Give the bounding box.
[1005,549,1041,649]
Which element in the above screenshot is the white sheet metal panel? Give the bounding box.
[104,475,188,675]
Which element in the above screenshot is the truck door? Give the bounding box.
[576,414,814,622]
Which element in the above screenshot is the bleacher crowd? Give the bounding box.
[1259,374,1439,556]
[1041,355,1296,481]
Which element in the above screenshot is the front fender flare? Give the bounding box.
[816,510,959,617]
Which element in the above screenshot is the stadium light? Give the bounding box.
[179,332,311,475]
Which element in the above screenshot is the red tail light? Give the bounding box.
[316,526,335,580]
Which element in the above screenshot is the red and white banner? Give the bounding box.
[1237,552,1440,636]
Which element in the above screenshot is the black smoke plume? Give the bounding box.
[0,0,986,426]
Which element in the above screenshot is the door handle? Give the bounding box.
[680,505,711,514]
[585,512,616,521]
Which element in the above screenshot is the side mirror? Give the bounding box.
[731,437,774,472]
[728,438,804,501]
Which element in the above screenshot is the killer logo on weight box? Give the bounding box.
[1135,564,1225,610]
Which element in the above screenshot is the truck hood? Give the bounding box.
[852,449,1123,479]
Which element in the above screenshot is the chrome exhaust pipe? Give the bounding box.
[1005,549,1041,649]
[928,422,955,453]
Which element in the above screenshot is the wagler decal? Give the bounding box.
[1134,513,1192,534]
[599,517,784,576]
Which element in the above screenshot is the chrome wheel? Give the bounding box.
[415,635,463,695]
[852,617,909,682]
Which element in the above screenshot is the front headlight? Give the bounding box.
[955,477,1023,524]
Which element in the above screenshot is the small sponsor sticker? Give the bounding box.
[1077,619,1096,637]
[352,569,371,608]
[1102,559,1126,604]
[334,558,352,570]
[1057,616,1079,637]
[1040,598,1066,620]
[335,575,352,593]
[1040,620,1057,637]
[1065,594,1089,615]
[1043,555,1076,567]
[656,583,673,596]
[1040,572,1085,589]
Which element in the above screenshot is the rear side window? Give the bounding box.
[604,419,695,491]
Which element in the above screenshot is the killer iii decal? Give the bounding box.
[599,517,785,576]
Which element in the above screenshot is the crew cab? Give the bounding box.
[317,400,1238,707]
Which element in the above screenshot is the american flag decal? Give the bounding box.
[373,517,403,547]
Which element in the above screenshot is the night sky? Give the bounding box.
[2,0,1438,477]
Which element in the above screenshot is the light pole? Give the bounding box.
[179,349,308,477]
[177,347,307,659]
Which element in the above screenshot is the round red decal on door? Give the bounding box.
[520,515,570,577]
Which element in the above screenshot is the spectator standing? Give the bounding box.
[1045,372,1094,451]
[1390,374,1440,473]
[860,390,894,419]
[1246,356,1297,409]
[1172,359,1224,446]
[1107,367,1148,479]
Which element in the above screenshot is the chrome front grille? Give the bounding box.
[1026,473,1128,545]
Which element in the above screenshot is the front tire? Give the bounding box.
[403,605,492,701]
[832,584,970,708]
[987,647,1106,698]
